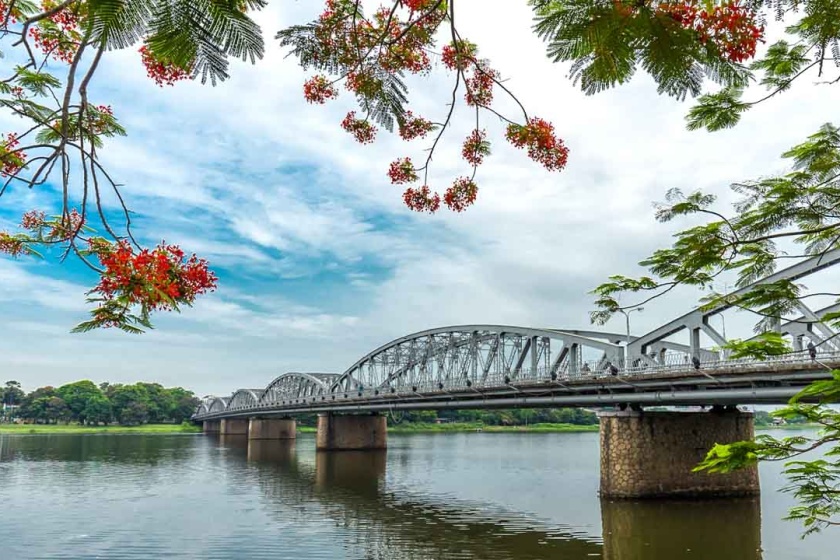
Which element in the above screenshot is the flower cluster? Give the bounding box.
[49,209,84,240]
[139,45,191,87]
[658,1,764,63]
[462,129,490,166]
[314,0,443,78]
[21,210,46,230]
[402,0,438,11]
[444,177,478,212]
[388,157,418,184]
[341,111,377,144]
[0,233,27,257]
[18,208,84,241]
[441,40,478,71]
[0,0,22,26]
[398,111,434,140]
[505,117,569,172]
[403,185,440,213]
[303,75,339,103]
[28,0,82,63]
[465,64,497,107]
[93,240,217,315]
[1,133,26,177]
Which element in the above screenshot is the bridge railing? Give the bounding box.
[196,348,840,418]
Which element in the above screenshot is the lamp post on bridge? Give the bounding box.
[618,306,643,370]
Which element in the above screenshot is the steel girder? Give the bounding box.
[626,248,840,364]
[207,397,229,414]
[327,326,622,396]
[258,373,340,407]
[228,389,264,410]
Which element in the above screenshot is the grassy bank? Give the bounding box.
[0,423,202,435]
[756,423,820,431]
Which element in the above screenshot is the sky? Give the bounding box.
[1,2,838,397]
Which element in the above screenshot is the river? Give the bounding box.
[0,430,833,559]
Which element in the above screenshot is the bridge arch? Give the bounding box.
[228,389,263,410]
[258,372,341,407]
[208,397,229,414]
[328,325,623,395]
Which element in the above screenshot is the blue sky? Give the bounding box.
[1,2,839,396]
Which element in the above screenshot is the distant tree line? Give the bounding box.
[1,380,199,426]
[294,408,599,427]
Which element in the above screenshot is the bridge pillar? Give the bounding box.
[316,413,387,451]
[219,418,249,436]
[599,410,759,498]
[202,420,220,434]
[248,418,296,440]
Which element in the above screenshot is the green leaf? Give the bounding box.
[686,87,748,131]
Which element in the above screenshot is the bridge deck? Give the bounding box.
[195,353,839,420]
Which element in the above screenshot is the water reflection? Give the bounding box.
[0,433,777,560]
[0,433,192,464]
[601,498,762,560]
[247,439,601,559]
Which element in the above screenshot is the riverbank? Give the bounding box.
[296,422,599,434]
[0,423,202,435]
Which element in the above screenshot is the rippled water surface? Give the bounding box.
[0,430,833,559]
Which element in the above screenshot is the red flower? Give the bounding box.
[444,177,478,212]
[506,117,569,172]
[388,157,418,184]
[139,45,191,87]
[462,129,490,166]
[403,185,440,213]
[398,111,434,140]
[657,1,764,63]
[0,233,26,257]
[465,65,497,107]
[441,40,478,71]
[303,75,338,103]
[341,111,377,144]
[1,133,26,177]
[92,240,217,316]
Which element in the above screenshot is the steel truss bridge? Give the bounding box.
[194,249,840,421]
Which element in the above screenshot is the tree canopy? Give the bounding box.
[11,380,200,425]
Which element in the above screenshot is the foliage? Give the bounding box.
[531,0,840,130]
[696,377,840,535]
[1,380,25,410]
[723,331,791,359]
[591,125,840,534]
[5,0,825,332]
[390,407,599,426]
[10,380,200,425]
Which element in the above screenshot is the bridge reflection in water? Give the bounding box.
[231,437,763,560]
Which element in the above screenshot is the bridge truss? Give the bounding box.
[194,250,840,420]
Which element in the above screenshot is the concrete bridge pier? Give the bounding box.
[202,420,221,434]
[249,418,296,440]
[316,413,387,451]
[220,418,249,436]
[598,410,759,498]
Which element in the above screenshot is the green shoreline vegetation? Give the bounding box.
[1,379,200,427]
[0,423,201,434]
[295,422,600,434]
[0,421,817,436]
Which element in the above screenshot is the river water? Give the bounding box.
[0,430,833,559]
